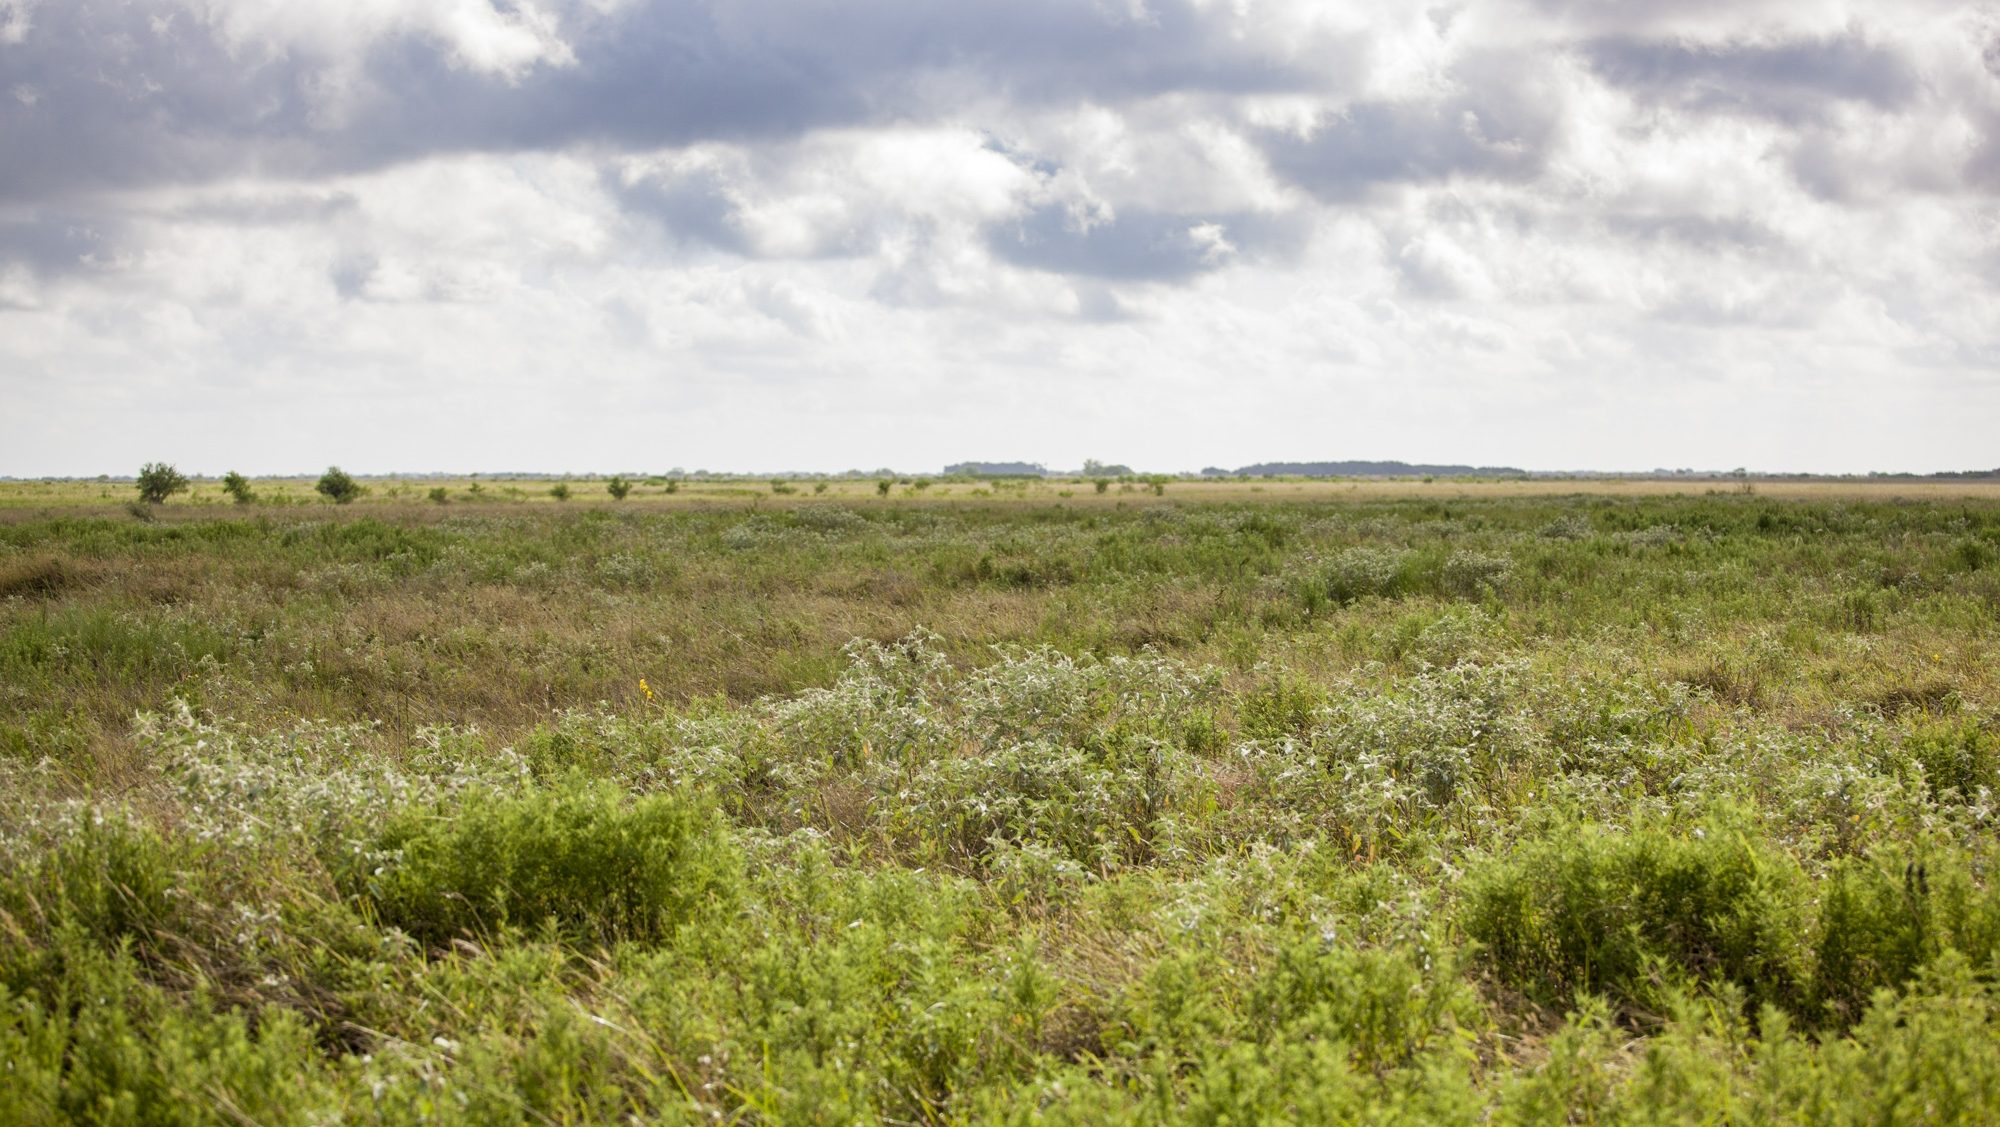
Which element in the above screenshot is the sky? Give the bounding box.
[1,0,1996,476]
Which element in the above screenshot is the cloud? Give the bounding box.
[1,0,1997,475]
[1584,32,1920,123]
[0,0,1353,203]
[0,211,120,276]
[987,201,1305,281]
[1259,51,1568,200]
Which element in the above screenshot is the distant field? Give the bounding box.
[6,473,1999,512]
[3,486,1998,1122]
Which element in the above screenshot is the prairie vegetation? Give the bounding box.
[1,483,1998,1122]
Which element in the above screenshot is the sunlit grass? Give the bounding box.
[1,486,1997,1121]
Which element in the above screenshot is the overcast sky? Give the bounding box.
[2,0,1995,475]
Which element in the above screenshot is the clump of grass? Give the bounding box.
[343,781,740,946]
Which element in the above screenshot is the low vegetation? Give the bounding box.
[1,484,1997,1121]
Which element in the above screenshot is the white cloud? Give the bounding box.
[0,0,1995,474]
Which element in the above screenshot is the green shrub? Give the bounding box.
[1246,940,1475,1069]
[1239,678,1326,742]
[1440,549,1511,598]
[315,466,363,504]
[427,485,449,504]
[134,462,188,505]
[1813,852,2000,1026]
[1462,817,1812,1019]
[549,482,571,502]
[1311,547,1415,605]
[606,475,632,500]
[1899,719,1999,800]
[0,814,184,989]
[0,946,331,1126]
[346,782,740,945]
[219,471,255,504]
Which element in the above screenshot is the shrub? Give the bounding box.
[1094,479,1110,494]
[1440,550,1511,598]
[549,482,571,502]
[0,812,183,967]
[1246,940,1475,1070]
[606,476,632,500]
[1312,547,1414,605]
[346,782,740,945]
[1898,719,1999,800]
[663,479,680,495]
[877,479,892,497]
[0,948,332,1126]
[427,486,450,504]
[134,462,188,504]
[1812,851,2000,1026]
[1462,817,1811,1020]
[219,471,255,504]
[1239,678,1327,742]
[315,466,363,504]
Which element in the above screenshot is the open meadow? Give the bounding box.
[3,479,1999,1123]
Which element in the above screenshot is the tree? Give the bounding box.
[550,482,572,502]
[316,466,363,504]
[135,462,189,504]
[220,471,255,504]
[876,479,892,497]
[606,476,633,500]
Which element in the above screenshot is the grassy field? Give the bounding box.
[3,479,1999,1122]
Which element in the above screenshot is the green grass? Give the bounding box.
[1,487,1999,1121]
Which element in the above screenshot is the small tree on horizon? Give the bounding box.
[606,476,633,500]
[316,466,363,504]
[220,471,256,504]
[135,462,189,505]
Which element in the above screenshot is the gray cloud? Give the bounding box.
[988,203,1304,282]
[0,211,120,276]
[1603,212,1784,252]
[0,0,1339,203]
[608,165,757,257]
[1259,54,1564,201]
[2,0,1997,477]
[1584,33,1920,123]
[0,3,322,202]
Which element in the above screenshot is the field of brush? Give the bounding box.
[2,481,1998,1123]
